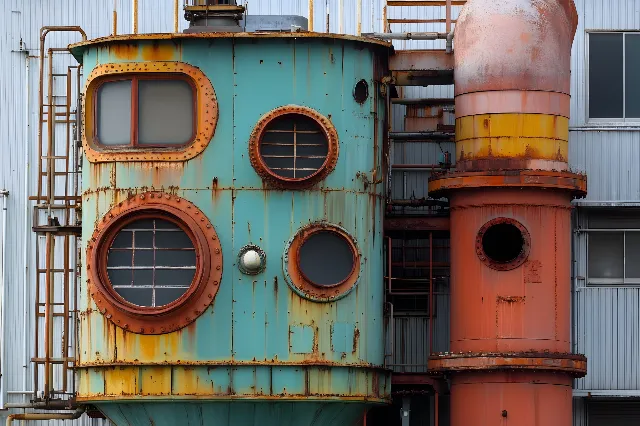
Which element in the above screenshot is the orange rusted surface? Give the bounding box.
[429,169,586,196]
[428,352,587,375]
[82,62,217,163]
[140,42,177,61]
[450,372,573,426]
[447,188,572,353]
[428,1,583,424]
[454,0,577,96]
[87,191,222,334]
[455,90,571,118]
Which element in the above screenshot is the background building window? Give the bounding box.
[96,76,195,147]
[589,32,640,121]
[587,211,640,285]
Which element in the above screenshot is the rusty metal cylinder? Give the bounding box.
[428,1,586,425]
[454,0,578,172]
[449,189,571,353]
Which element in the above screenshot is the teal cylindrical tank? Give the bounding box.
[70,32,391,426]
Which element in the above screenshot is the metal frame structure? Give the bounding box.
[28,26,86,408]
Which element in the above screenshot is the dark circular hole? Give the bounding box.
[353,79,369,104]
[298,231,355,286]
[481,223,524,263]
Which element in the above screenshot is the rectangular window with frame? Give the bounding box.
[588,32,640,122]
[587,211,640,285]
[95,75,196,147]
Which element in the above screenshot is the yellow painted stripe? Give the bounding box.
[456,137,568,161]
[456,114,569,142]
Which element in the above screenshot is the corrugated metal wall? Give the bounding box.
[569,0,640,203]
[568,2,640,412]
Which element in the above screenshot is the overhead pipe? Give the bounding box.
[363,32,449,40]
[6,406,85,425]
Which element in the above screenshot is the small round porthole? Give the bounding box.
[249,105,339,189]
[476,218,530,271]
[87,192,222,334]
[283,223,361,302]
[353,79,369,104]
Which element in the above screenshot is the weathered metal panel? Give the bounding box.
[573,209,640,393]
[73,34,389,425]
[569,130,640,203]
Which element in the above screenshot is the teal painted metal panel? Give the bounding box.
[75,35,390,426]
[290,325,315,354]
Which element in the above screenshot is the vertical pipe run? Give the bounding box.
[113,0,118,35]
[43,232,53,400]
[356,0,362,35]
[22,52,30,404]
[0,191,8,408]
[445,0,451,33]
[339,0,344,34]
[133,0,139,34]
[308,0,314,31]
[429,232,433,356]
[174,0,180,32]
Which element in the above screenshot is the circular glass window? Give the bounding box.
[298,231,355,286]
[106,218,197,307]
[259,114,329,180]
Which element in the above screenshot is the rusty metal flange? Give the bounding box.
[475,217,531,271]
[428,352,587,377]
[86,192,222,334]
[283,222,362,302]
[248,105,339,189]
[429,170,587,198]
[82,62,217,163]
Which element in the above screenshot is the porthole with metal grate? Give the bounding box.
[87,192,223,334]
[249,106,339,188]
[259,114,328,179]
[106,218,196,307]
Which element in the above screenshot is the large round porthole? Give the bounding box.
[283,223,361,302]
[476,218,530,271]
[87,192,222,334]
[106,217,197,308]
[249,105,339,188]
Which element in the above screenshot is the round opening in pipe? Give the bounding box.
[476,218,530,271]
[353,79,369,104]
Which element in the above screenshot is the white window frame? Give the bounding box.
[586,30,640,125]
[586,229,640,286]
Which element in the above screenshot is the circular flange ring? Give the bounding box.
[283,222,362,302]
[248,105,339,189]
[86,192,222,334]
[475,217,531,271]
